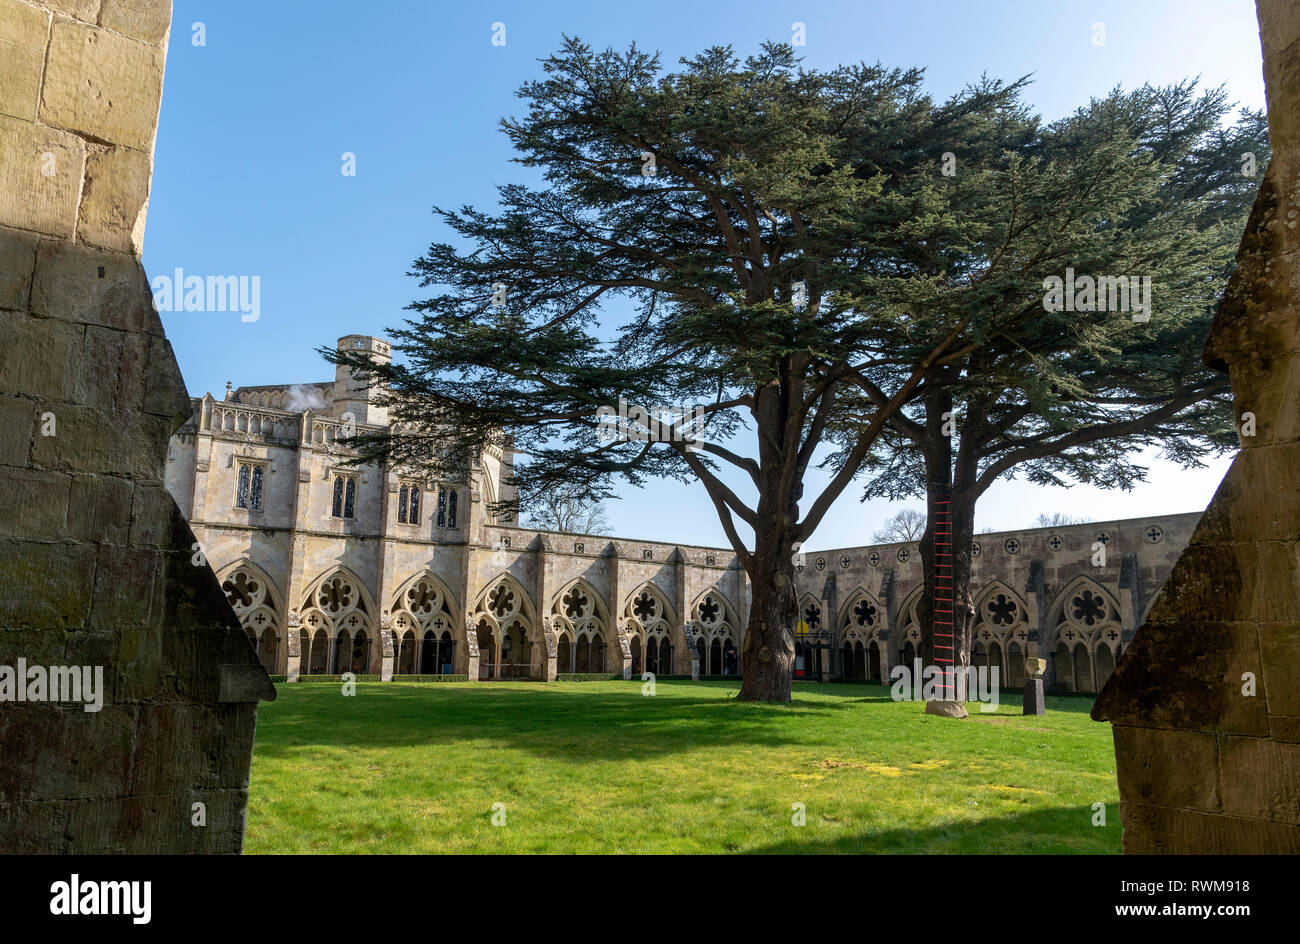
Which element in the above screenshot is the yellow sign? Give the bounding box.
[796,620,809,639]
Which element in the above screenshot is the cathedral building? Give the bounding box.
[166,335,1201,693]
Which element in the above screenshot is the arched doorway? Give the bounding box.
[501,620,531,679]
[478,624,498,680]
[309,628,329,674]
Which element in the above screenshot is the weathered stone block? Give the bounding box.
[0,704,136,804]
[1112,726,1222,813]
[142,332,193,422]
[1096,620,1269,736]
[0,226,38,310]
[88,544,158,630]
[0,395,34,466]
[0,538,96,629]
[127,481,172,546]
[0,466,71,537]
[74,323,150,411]
[0,308,82,400]
[67,472,133,543]
[1198,443,1300,541]
[30,238,162,334]
[41,0,100,22]
[1149,540,1300,626]
[1258,622,1300,718]
[39,19,165,151]
[0,114,87,238]
[28,402,158,476]
[1219,736,1300,824]
[99,0,170,45]
[0,0,49,121]
[1120,802,1300,854]
[77,145,153,252]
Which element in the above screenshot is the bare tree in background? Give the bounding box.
[526,487,613,535]
[1035,512,1093,528]
[873,509,927,543]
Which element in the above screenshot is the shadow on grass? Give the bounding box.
[254,680,864,763]
[749,803,1120,854]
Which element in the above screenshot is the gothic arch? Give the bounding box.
[836,586,885,642]
[473,573,539,679]
[551,578,611,673]
[971,579,1031,683]
[1047,576,1124,693]
[690,588,740,675]
[390,571,460,675]
[299,568,375,675]
[895,585,924,668]
[623,583,679,676]
[797,593,825,633]
[217,560,284,674]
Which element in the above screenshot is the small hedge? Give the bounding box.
[556,673,623,682]
[394,674,470,683]
[277,674,469,683]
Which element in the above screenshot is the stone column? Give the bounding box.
[464,616,481,682]
[378,612,394,681]
[285,611,302,682]
[683,621,701,680]
[1092,0,1300,854]
[542,617,560,681]
[616,618,633,679]
[0,0,274,853]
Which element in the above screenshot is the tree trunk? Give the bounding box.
[736,522,797,702]
[917,385,978,706]
[947,489,977,677]
[917,386,952,678]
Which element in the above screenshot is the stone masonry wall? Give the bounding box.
[0,0,275,853]
[1092,0,1300,853]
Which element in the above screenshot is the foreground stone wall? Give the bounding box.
[0,0,274,853]
[1092,0,1300,853]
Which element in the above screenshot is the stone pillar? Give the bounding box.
[0,0,275,853]
[464,616,480,681]
[542,617,559,682]
[285,611,301,682]
[378,612,394,681]
[616,618,633,679]
[1092,0,1300,854]
[683,621,701,680]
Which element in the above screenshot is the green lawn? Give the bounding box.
[245,679,1121,854]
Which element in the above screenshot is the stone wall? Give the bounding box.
[171,363,1198,692]
[1092,0,1300,853]
[0,0,274,853]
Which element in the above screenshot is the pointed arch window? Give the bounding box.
[332,473,358,519]
[398,482,421,525]
[235,461,264,510]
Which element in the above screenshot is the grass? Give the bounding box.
[244,679,1121,854]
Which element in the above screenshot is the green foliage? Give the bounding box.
[325,37,1028,568]
[835,84,1268,503]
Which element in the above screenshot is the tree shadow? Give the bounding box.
[254,680,864,764]
[748,804,1120,854]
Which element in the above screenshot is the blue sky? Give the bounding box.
[146,0,1267,551]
